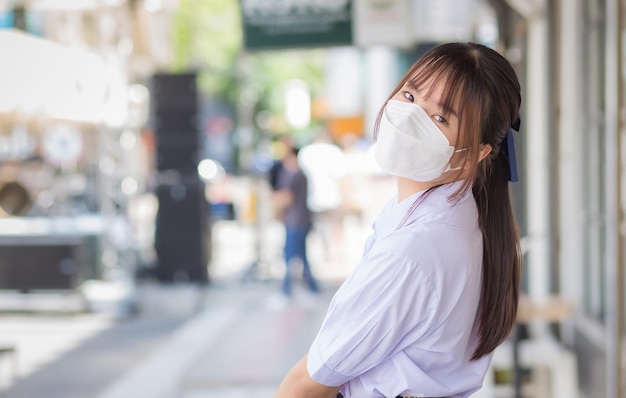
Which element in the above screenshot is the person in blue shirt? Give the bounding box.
[274,42,522,398]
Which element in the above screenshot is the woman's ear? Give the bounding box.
[478,144,492,162]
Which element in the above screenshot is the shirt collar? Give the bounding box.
[374,189,427,239]
[373,180,467,239]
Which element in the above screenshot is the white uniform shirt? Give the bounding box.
[307,181,492,398]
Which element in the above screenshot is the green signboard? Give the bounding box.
[240,0,353,50]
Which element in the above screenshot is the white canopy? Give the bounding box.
[0,29,125,125]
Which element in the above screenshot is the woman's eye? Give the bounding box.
[433,115,448,124]
[403,92,414,102]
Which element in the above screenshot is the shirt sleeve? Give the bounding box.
[307,249,440,386]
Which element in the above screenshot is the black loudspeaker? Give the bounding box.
[154,182,209,283]
[151,72,198,98]
[151,72,209,283]
[150,72,200,173]
[152,105,198,133]
[154,135,199,173]
[0,238,88,291]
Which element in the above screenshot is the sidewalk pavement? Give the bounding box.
[99,281,340,398]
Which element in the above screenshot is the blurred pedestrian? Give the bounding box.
[298,131,346,262]
[268,135,294,193]
[275,42,522,398]
[271,145,320,305]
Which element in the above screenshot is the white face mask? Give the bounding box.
[375,99,462,181]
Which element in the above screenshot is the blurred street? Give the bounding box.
[0,177,395,398]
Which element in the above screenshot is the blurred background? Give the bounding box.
[0,0,624,397]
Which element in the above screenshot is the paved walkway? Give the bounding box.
[100,282,339,398]
[1,275,342,398]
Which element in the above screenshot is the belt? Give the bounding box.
[336,394,448,398]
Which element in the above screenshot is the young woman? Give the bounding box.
[274,42,522,398]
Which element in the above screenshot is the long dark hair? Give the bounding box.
[375,42,522,360]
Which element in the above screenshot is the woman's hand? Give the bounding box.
[274,354,341,398]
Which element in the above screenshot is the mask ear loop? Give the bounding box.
[448,147,469,172]
[502,118,521,182]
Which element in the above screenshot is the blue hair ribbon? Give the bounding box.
[502,119,520,182]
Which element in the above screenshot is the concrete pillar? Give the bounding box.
[556,0,584,346]
[525,1,551,311]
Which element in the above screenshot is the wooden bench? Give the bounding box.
[476,296,579,398]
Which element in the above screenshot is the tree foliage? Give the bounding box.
[171,0,326,133]
[172,0,242,102]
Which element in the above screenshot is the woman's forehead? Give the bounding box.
[404,76,462,115]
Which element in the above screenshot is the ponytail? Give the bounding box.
[471,145,522,360]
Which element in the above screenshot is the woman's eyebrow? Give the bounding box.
[405,80,419,91]
[438,102,458,118]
